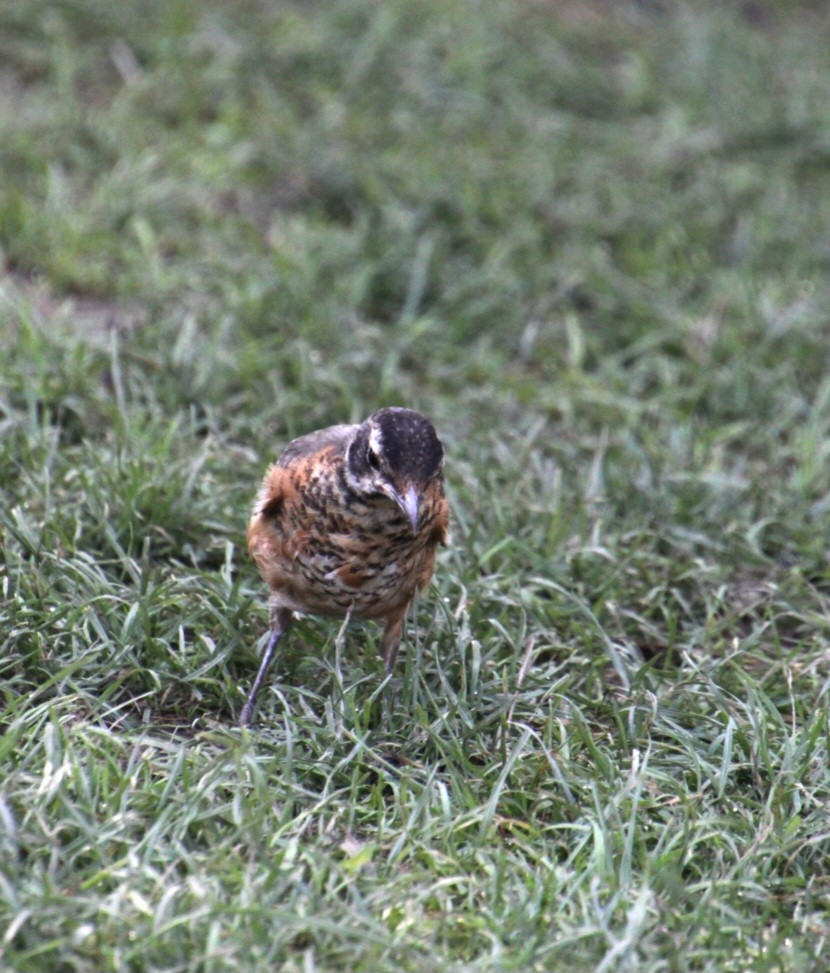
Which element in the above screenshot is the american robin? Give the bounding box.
[241,407,449,726]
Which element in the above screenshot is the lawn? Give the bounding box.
[2,1,830,970]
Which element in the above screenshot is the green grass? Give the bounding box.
[2,0,830,970]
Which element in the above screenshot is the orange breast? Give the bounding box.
[248,455,447,620]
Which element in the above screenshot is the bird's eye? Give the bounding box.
[367,447,381,471]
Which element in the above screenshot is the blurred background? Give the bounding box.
[4,0,830,629]
[3,1,830,970]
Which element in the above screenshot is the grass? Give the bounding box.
[2,0,830,969]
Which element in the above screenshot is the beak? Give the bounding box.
[390,482,420,533]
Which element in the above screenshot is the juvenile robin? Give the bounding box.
[241,407,449,726]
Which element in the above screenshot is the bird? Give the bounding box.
[241,407,449,726]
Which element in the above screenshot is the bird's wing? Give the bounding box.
[248,424,356,589]
[276,423,357,468]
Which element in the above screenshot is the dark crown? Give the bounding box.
[349,408,443,485]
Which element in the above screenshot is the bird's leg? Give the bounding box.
[380,606,408,674]
[240,607,293,727]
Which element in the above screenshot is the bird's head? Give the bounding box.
[345,408,444,532]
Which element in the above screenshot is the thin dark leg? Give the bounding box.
[240,610,293,727]
[380,610,406,674]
